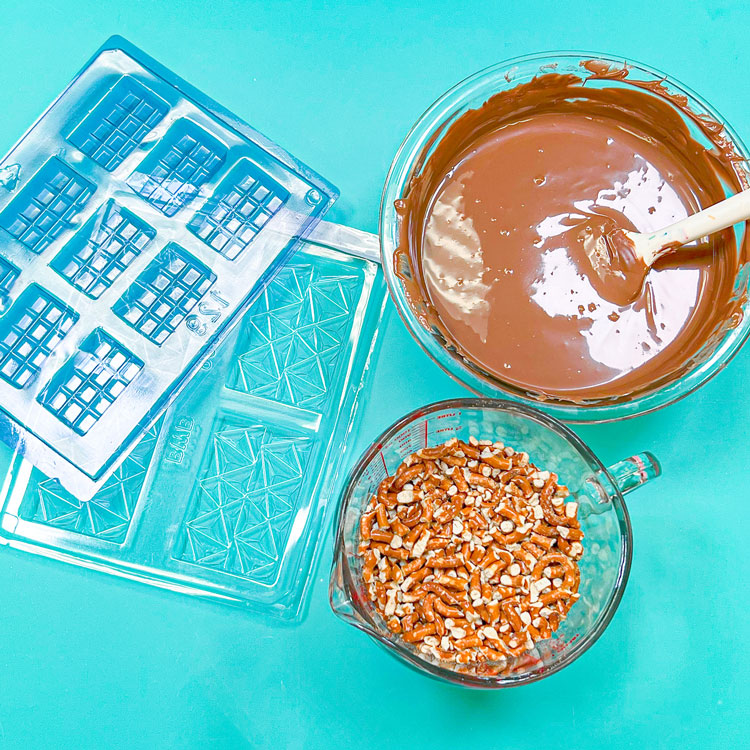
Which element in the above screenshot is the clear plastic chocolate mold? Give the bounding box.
[0,36,337,499]
[0,222,387,621]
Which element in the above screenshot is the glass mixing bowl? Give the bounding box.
[379,52,750,423]
[329,398,660,688]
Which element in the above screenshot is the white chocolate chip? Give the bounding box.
[565,501,578,518]
[500,520,514,533]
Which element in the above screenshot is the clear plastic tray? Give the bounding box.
[0,222,387,620]
[0,36,337,500]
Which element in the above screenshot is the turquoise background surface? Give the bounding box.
[0,1,748,747]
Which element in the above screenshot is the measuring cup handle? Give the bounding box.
[606,452,661,495]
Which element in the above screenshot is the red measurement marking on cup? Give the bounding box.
[424,418,428,447]
[394,425,423,456]
[436,411,457,421]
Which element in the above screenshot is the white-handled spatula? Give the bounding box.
[586,187,750,303]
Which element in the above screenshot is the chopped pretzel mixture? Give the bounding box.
[358,436,583,669]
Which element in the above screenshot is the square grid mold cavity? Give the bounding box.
[0,229,388,621]
[50,200,156,299]
[68,76,170,172]
[128,119,227,217]
[0,36,336,500]
[0,285,78,389]
[39,329,143,435]
[0,158,96,254]
[113,243,216,345]
[188,160,290,260]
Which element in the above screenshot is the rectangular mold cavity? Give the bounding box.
[16,420,162,543]
[0,158,95,254]
[0,36,337,501]
[127,119,227,217]
[0,234,387,621]
[38,329,143,435]
[50,199,156,298]
[188,160,290,260]
[113,243,216,345]
[226,262,360,410]
[176,415,312,584]
[0,285,78,389]
[68,76,169,172]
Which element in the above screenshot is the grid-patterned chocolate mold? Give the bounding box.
[127,119,227,217]
[0,40,336,501]
[50,200,156,298]
[39,329,143,435]
[189,160,290,260]
[0,158,95,254]
[113,243,216,345]
[68,77,169,172]
[0,285,78,389]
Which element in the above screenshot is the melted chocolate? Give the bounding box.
[396,69,748,402]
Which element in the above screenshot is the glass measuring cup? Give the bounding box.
[379,52,750,423]
[329,398,660,687]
